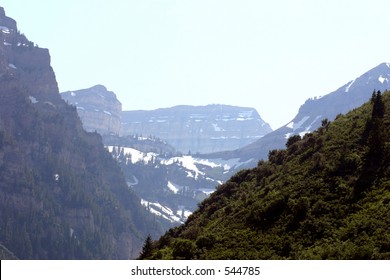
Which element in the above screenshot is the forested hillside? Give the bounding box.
[143,91,390,260]
[0,7,164,259]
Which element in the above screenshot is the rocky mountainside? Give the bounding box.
[103,135,247,225]
[212,62,390,172]
[0,7,166,259]
[121,105,272,154]
[144,90,390,260]
[61,85,122,135]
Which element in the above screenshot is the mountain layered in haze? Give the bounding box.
[0,7,166,259]
[61,92,263,224]
[103,134,249,225]
[61,85,122,135]
[62,63,390,227]
[121,105,273,154]
[143,90,390,259]
[212,62,390,172]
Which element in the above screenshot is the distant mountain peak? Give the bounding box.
[61,85,122,135]
[121,104,273,154]
[342,62,390,94]
[216,62,390,170]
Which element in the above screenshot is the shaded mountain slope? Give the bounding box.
[144,91,390,260]
[0,7,164,259]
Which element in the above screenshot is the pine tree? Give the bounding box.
[354,90,385,199]
[138,235,153,259]
[371,90,385,118]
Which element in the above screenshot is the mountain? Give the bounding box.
[61,90,261,226]
[0,7,166,259]
[121,105,273,154]
[102,135,244,225]
[61,85,122,135]
[143,90,390,259]
[213,62,390,171]
[0,243,17,260]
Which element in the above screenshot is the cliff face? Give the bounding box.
[121,105,273,154]
[0,7,162,259]
[61,85,122,135]
[1,8,59,103]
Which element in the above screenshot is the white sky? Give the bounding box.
[1,0,389,129]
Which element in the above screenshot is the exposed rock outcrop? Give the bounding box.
[61,85,122,135]
[121,105,273,154]
[0,7,163,259]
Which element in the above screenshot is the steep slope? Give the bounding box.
[0,243,17,260]
[145,91,390,260]
[0,7,164,259]
[61,85,122,135]
[215,63,390,171]
[103,135,244,225]
[121,105,272,154]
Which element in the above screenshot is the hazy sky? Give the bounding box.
[2,0,389,129]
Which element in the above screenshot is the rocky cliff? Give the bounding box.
[121,105,273,154]
[1,7,59,104]
[0,7,164,259]
[61,85,122,135]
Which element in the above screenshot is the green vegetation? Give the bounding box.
[144,91,390,260]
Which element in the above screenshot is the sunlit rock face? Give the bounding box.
[61,85,122,135]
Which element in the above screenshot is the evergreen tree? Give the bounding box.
[371,90,385,118]
[138,235,153,259]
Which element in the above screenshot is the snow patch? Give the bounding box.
[141,199,184,223]
[127,175,139,187]
[286,122,294,129]
[305,115,322,132]
[107,146,157,164]
[176,208,192,219]
[299,131,310,137]
[287,116,310,131]
[29,96,38,104]
[8,63,17,69]
[212,123,224,132]
[103,110,112,116]
[167,181,180,194]
[161,155,248,179]
[378,75,388,84]
[71,91,76,97]
[0,26,10,34]
[198,188,215,195]
[345,79,356,92]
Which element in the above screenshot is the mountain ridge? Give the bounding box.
[0,7,165,259]
[143,90,390,259]
[121,104,273,154]
[208,62,390,170]
[61,85,122,135]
